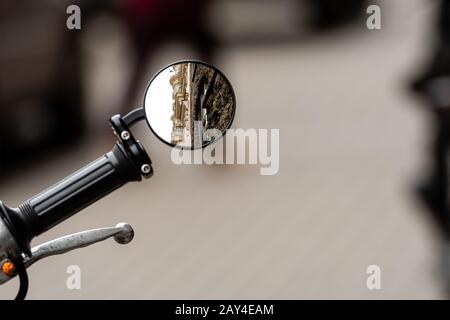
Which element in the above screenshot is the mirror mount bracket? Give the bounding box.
[110,112,153,179]
[122,107,146,128]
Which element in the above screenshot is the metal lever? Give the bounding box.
[0,223,134,286]
[24,222,134,268]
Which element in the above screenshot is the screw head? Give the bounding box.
[141,164,151,174]
[121,131,130,140]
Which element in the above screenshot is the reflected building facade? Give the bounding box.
[169,62,234,148]
[191,64,234,142]
[169,63,192,147]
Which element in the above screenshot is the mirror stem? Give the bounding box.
[123,107,146,127]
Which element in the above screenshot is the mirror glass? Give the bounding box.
[144,61,236,149]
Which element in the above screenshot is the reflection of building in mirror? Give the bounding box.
[170,63,192,147]
[169,62,234,148]
[191,63,234,144]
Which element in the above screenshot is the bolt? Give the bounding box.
[141,164,151,174]
[121,131,130,140]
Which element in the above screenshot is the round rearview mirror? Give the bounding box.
[144,61,236,149]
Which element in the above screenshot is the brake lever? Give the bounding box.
[23,222,134,268]
[0,223,134,286]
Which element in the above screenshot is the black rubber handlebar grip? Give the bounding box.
[17,143,141,238]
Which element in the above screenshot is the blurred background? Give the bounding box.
[0,0,448,299]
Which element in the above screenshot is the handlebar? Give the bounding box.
[0,113,151,254]
[0,112,152,299]
[19,143,141,238]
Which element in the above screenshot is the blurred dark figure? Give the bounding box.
[0,1,84,170]
[119,0,216,113]
[117,0,369,113]
[412,0,450,293]
[413,0,450,235]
